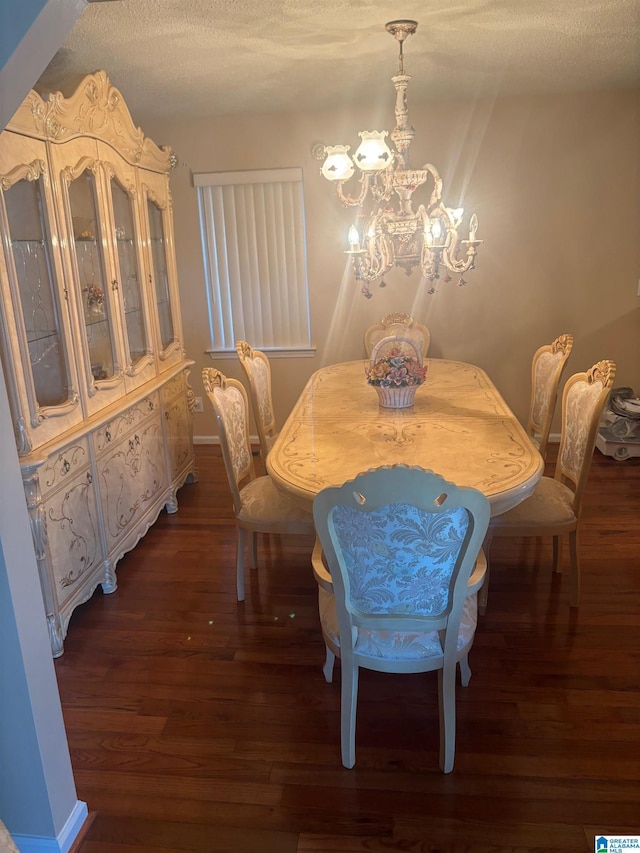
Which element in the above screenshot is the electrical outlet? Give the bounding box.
[193,396,204,413]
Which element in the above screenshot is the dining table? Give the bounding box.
[266,358,544,516]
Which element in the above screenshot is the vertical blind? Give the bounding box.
[194,168,311,351]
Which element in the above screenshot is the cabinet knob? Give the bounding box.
[111,279,119,291]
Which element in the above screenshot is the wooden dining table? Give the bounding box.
[266,359,544,516]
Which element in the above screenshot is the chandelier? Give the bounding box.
[319,20,482,297]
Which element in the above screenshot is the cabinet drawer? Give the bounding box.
[39,438,91,498]
[93,392,160,455]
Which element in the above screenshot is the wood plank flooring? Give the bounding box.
[55,445,640,853]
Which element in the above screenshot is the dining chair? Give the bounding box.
[488,359,616,608]
[202,367,314,601]
[312,464,490,773]
[527,333,574,460]
[236,341,279,463]
[364,312,430,359]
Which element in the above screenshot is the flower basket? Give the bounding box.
[374,384,418,408]
[366,335,427,409]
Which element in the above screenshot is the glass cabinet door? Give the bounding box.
[110,176,148,367]
[3,176,74,408]
[0,133,82,454]
[67,168,117,384]
[146,195,174,350]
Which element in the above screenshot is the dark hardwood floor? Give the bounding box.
[55,445,640,853]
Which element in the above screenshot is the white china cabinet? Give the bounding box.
[0,72,196,656]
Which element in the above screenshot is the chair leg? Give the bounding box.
[459,653,471,687]
[236,528,246,601]
[478,562,490,616]
[249,532,258,569]
[340,660,358,769]
[552,535,562,573]
[478,531,493,616]
[323,646,335,683]
[568,528,580,607]
[438,664,457,774]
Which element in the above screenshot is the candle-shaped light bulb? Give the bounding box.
[431,218,443,243]
[469,213,479,241]
[348,224,360,250]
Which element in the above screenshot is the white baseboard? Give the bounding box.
[193,435,260,446]
[12,800,88,853]
[193,435,218,445]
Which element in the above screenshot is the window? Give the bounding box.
[195,168,312,355]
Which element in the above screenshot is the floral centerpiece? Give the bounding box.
[366,338,427,408]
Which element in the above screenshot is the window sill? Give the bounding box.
[206,347,316,360]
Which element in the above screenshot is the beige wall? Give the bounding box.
[142,88,640,441]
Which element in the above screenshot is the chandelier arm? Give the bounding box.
[420,246,440,281]
[352,211,395,282]
[442,226,464,273]
[415,202,473,277]
[441,242,477,274]
[421,163,444,209]
[368,211,395,278]
[414,204,439,279]
[370,165,396,203]
[353,242,394,282]
[334,173,372,207]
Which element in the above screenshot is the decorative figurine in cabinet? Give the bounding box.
[0,71,196,656]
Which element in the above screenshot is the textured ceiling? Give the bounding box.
[37,0,640,122]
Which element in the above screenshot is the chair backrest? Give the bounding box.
[236,341,277,459]
[364,313,430,359]
[202,367,255,513]
[313,465,490,664]
[527,333,573,458]
[555,360,616,515]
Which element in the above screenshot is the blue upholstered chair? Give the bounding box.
[312,465,490,773]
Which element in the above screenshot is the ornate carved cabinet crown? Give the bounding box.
[0,72,196,655]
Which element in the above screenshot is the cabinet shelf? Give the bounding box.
[25,329,60,344]
[84,313,108,327]
[11,238,46,247]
